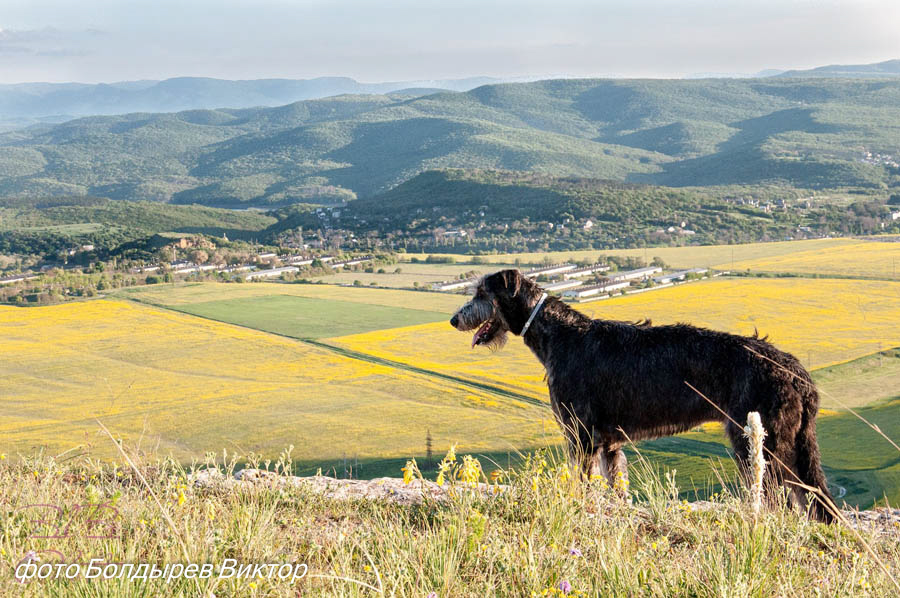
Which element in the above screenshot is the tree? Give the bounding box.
[426,429,433,466]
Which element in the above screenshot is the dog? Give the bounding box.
[450,269,834,522]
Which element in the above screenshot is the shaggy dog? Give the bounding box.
[450,269,834,522]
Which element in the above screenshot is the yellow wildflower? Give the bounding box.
[401,459,418,485]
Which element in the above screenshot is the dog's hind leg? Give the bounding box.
[602,446,629,497]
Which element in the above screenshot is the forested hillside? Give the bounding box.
[1,78,898,205]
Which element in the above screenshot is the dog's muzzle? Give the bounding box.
[450,314,460,328]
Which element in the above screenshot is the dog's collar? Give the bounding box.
[520,292,547,337]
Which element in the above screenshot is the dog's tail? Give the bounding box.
[794,385,836,523]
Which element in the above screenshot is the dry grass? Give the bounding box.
[1,446,897,597]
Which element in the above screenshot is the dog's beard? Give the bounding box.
[471,319,508,350]
[483,327,508,351]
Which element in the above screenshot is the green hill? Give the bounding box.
[1,78,899,205]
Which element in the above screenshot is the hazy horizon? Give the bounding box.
[2,0,899,85]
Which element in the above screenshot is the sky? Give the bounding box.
[1,0,899,84]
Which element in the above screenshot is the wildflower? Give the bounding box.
[249,581,257,589]
[558,580,572,594]
[364,565,372,572]
[401,459,418,485]
[569,548,582,557]
[458,455,482,485]
[427,593,438,598]
[0,453,6,460]
[177,489,187,506]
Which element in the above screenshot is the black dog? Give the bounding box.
[450,269,834,522]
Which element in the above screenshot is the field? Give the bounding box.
[0,300,549,469]
[729,239,900,279]
[311,261,515,289]
[414,238,859,270]
[173,295,447,338]
[4,273,899,508]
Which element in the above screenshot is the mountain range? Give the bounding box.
[0,76,511,129]
[0,76,898,206]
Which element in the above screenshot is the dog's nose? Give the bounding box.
[450,315,459,328]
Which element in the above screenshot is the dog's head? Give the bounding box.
[449,269,542,348]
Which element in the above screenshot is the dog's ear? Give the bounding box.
[484,269,523,297]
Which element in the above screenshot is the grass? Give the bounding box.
[812,348,900,409]
[172,295,448,339]
[1,445,898,597]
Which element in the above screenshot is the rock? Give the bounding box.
[190,468,505,505]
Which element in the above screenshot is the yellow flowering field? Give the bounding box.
[729,240,900,279]
[329,278,900,404]
[414,238,857,269]
[0,300,548,462]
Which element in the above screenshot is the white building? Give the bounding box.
[542,279,583,292]
[523,263,576,279]
[246,266,300,280]
[330,255,374,269]
[432,278,478,292]
[562,264,611,279]
[0,273,39,285]
[608,266,662,282]
[562,281,630,299]
[652,268,708,285]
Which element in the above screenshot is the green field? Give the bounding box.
[173,294,448,338]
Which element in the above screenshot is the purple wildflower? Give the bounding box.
[569,547,582,557]
[426,593,438,598]
[558,580,572,594]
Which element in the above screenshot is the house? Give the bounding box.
[523,264,577,279]
[562,281,630,299]
[562,263,611,279]
[608,266,662,282]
